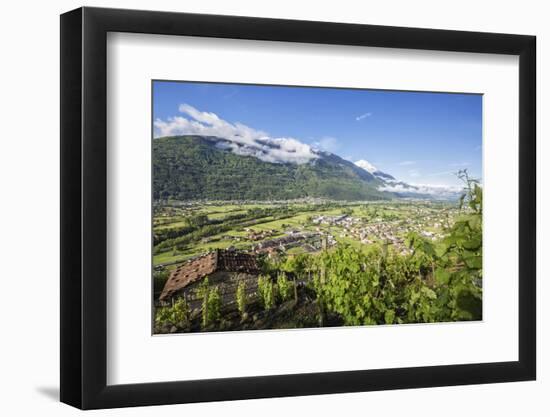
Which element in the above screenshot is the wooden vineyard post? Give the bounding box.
[293,275,298,305]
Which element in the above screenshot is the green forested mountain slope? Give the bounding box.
[153,136,393,201]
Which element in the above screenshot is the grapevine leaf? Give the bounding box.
[435,268,451,285]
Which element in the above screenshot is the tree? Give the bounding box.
[187,213,209,228]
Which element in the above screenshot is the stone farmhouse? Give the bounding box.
[159,249,261,308]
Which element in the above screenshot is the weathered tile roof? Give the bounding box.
[159,250,260,301]
[217,250,260,274]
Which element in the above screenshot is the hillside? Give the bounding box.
[153,136,393,201]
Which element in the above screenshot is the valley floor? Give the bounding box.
[152,199,482,334]
[153,200,458,268]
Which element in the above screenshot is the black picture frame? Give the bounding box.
[60,6,536,410]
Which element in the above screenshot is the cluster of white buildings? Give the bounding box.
[311,207,458,255]
[252,231,335,254]
[312,214,360,227]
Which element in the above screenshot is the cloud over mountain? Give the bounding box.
[354,159,378,174]
[378,182,463,199]
[354,160,461,199]
[154,104,318,165]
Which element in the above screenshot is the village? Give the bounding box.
[310,205,457,255]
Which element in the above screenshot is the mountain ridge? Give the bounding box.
[153,136,393,201]
[153,135,461,201]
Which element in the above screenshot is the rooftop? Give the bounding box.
[159,249,260,301]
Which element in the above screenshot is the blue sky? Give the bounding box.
[153,80,482,187]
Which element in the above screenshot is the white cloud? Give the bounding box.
[154,104,319,164]
[378,182,463,198]
[354,159,378,173]
[355,112,372,121]
[449,162,471,167]
[398,160,417,166]
[312,136,339,153]
[408,169,421,178]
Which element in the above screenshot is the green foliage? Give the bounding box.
[187,213,209,228]
[203,287,222,327]
[199,278,222,328]
[276,272,292,302]
[308,172,483,326]
[153,269,169,297]
[281,254,311,279]
[154,223,233,253]
[434,268,451,285]
[236,280,247,317]
[312,242,469,326]
[257,275,275,311]
[197,277,210,300]
[154,204,316,254]
[435,169,483,320]
[153,224,196,246]
[155,297,190,329]
[196,277,222,328]
[314,245,429,325]
[153,136,389,201]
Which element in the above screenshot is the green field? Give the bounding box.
[153,201,458,266]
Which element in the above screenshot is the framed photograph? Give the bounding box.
[60,6,536,409]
